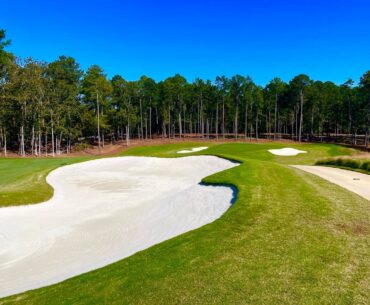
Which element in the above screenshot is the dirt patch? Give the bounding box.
[349,152,370,160]
[336,222,369,236]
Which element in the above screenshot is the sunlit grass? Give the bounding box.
[0,157,89,207]
[1,142,369,305]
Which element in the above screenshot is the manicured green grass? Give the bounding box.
[1,142,369,305]
[0,157,89,207]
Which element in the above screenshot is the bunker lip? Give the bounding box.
[199,182,238,205]
[0,156,238,298]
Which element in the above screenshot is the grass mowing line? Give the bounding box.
[1,142,369,305]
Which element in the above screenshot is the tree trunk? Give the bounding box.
[126,125,130,146]
[168,105,171,139]
[140,97,143,140]
[145,115,148,140]
[298,90,304,142]
[268,108,271,138]
[183,106,186,135]
[178,112,182,138]
[45,132,48,156]
[295,106,298,140]
[59,133,63,155]
[274,93,278,140]
[222,97,225,139]
[3,129,7,157]
[51,115,55,157]
[127,100,130,145]
[249,104,253,139]
[96,91,101,154]
[162,121,166,138]
[189,114,192,134]
[365,97,370,148]
[365,129,369,148]
[197,100,200,135]
[20,125,25,157]
[38,128,41,156]
[216,102,219,140]
[149,107,152,139]
[200,93,204,138]
[244,101,248,139]
[235,98,238,140]
[311,107,314,136]
[31,126,35,155]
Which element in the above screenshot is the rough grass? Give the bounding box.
[1,142,369,305]
[316,157,370,175]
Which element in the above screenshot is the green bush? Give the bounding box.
[316,158,336,165]
[315,157,370,174]
[341,159,360,169]
[360,160,370,171]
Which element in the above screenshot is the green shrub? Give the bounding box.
[360,161,370,171]
[317,158,336,165]
[341,159,360,169]
[316,157,370,174]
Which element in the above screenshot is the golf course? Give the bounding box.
[0,142,369,305]
[2,0,370,303]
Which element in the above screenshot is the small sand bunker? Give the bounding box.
[268,148,307,156]
[177,147,208,154]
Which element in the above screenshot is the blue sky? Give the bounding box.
[2,0,370,84]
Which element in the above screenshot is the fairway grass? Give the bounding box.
[1,142,369,305]
[0,157,89,207]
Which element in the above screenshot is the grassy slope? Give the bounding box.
[1,142,369,305]
[0,157,89,207]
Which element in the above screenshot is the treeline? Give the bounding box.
[0,29,369,156]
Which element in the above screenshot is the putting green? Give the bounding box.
[1,142,369,305]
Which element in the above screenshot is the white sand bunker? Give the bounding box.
[177,147,208,154]
[268,148,307,156]
[0,156,238,297]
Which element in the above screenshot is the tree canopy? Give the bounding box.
[0,29,369,156]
